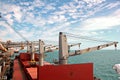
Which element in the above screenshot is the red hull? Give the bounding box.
[38,63,93,80]
[13,53,94,80]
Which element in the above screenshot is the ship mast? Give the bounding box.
[59,32,69,64]
[39,39,44,66]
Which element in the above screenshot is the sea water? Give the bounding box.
[12,50,120,80]
[45,50,120,80]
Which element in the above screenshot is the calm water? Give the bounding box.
[12,50,120,80]
[45,50,120,80]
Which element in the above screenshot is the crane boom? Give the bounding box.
[69,42,118,56]
[0,42,7,52]
[44,43,81,53]
[69,43,81,47]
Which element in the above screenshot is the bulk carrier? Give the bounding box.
[0,32,118,80]
[0,13,119,80]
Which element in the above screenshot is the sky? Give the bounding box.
[0,0,120,49]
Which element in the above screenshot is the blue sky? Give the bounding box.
[0,0,120,49]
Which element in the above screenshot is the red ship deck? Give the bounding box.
[26,67,37,80]
[25,61,51,80]
[13,59,26,80]
[13,53,94,80]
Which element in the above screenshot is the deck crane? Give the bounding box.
[59,32,118,64]
[68,43,81,52]
[0,42,7,52]
[69,42,118,56]
[68,43,81,48]
[45,45,58,52]
[43,43,81,53]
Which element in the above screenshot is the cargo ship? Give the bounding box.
[0,32,118,80]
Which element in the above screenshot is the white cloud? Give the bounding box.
[0,21,22,41]
[83,0,105,4]
[39,22,72,42]
[74,0,105,9]
[80,15,120,31]
[59,4,70,10]
[90,31,98,35]
[0,0,120,43]
[59,2,78,14]
[47,15,67,24]
[45,4,56,10]
[22,9,46,27]
[12,6,22,22]
[0,29,8,36]
[0,21,14,33]
[19,29,34,39]
[19,0,109,28]
[20,2,30,6]
[52,10,66,15]
[56,0,107,22]
[105,1,120,9]
[4,14,14,25]
[112,9,120,18]
[32,0,45,7]
[45,22,71,34]
[0,2,22,23]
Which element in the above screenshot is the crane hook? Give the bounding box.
[78,43,80,49]
[0,12,1,18]
[114,43,117,50]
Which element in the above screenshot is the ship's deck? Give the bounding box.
[12,53,96,80]
[13,59,26,80]
[26,67,37,80]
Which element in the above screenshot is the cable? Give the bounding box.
[63,32,113,43]
[0,13,28,42]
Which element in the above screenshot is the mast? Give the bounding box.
[31,42,35,61]
[39,39,44,66]
[59,32,69,64]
